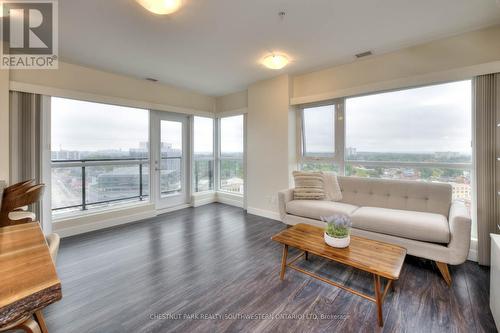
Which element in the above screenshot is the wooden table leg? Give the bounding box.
[374,274,383,327]
[34,310,49,333]
[305,251,309,261]
[17,318,42,333]
[280,245,288,280]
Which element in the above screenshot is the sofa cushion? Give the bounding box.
[337,176,452,216]
[286,200,358,221]
[351,207,450,244]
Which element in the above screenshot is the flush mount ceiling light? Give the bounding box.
[137,0,182,15]
[262,53,289,70]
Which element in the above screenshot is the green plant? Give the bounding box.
[322,215,352,238]
[325,223,350,238]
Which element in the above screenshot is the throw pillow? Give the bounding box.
[323,172,343,201]
[293,171,325,200]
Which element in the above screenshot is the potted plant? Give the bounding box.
[321,215,352,248]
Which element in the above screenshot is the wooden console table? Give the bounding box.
[272,224,406,327]
[0,222,62,331]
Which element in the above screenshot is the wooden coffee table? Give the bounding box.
[272,223,406,327]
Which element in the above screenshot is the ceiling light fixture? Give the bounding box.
[262,53,289,70]
[137,0,182,15]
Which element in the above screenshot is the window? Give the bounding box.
[193,116,214,192]
[302,105,335,157]
[299,80,473,208]
[51,97,149,215]
[300,104,339,172]
[345,80,472,206]
[160,120,183,197]
[219,115,244,194]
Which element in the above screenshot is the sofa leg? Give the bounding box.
[435,261,452,286]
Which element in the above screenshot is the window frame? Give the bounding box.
[50,97,151,216]
[191,115,216,193]
[298,80,474,209]
[217,114,245,196]
[343,80,473,176]
[299,100,345,174]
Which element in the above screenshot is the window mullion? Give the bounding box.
[335,99,345,175]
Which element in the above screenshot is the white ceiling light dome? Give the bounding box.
[261,53,290,70]
[137,0,182,15]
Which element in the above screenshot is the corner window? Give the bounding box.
[219,115,244,194]
[193,116,214,192]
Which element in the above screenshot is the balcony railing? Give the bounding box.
[51,157,179,213]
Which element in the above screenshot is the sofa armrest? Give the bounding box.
[447,200,472,265]
[278,189,294,221]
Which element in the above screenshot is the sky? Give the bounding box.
[53,80,471,155]
[305,80,472,154]
[220,115,244,154]
[303,105,335,154]
[52,98,243,153]
[51,97,149,151]
[193,116,214,154]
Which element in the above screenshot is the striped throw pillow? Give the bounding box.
[293,171,325,200]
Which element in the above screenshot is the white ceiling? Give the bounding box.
[59,0,500,96]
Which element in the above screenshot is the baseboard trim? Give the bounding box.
[192,192,217,207]
[54,210,157,238]
[246,207,281,221]
[216,192,244,208]
[156,204,191,215]
[193,197,217,207]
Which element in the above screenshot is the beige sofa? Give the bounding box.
[278,176,471,285]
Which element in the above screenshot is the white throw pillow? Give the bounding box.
[323,172,343,202]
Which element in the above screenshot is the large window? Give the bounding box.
[345,81,472,206]
[300,80,473,207]
[300,104,340,173]
[302,105,335,157]
[219,115,244,194]
[51,97,149,214]
[193,116,214,192]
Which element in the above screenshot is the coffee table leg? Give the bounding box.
[305,251,309,261]
[280,245,288,280]
[373,274,383,326]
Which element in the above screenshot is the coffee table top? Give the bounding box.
[272,224,406,280]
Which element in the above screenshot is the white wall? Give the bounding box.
[292,25,500,104]
[0,66,9,182]
[215,90,247,113]
[246,75,296,219]
[10,61,215,113]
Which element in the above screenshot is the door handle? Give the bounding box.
[155,167,173,172]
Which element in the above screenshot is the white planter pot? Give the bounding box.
[324,233,350,248]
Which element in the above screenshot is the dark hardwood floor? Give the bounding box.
[41,203,497,333]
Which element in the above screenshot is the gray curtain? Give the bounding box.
[475,73,500,266]
[9,91,43,218]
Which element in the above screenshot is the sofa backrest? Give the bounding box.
[337,176,452,216]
